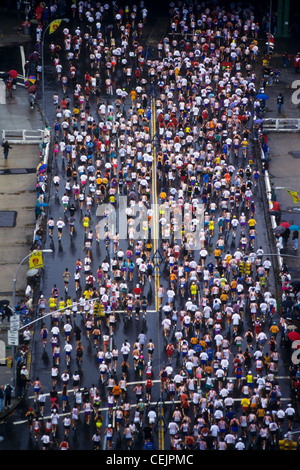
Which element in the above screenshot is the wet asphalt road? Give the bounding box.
[0,5,298,451]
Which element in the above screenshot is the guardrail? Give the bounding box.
[263,118,300,132]
[1,129,45,144]
[260,140,283,273]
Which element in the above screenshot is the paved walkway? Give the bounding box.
[0,10,43,417]
[0,89,43,419]
[0,5,43,306]
[0,7,32,48]
[263,37,300,281]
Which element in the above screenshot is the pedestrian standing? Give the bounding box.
[4,383,12,409]
[277,93,284,113]
[292,230,299,251]
[282,51,290,68]
[2,140,12,160]
[0,385,4,412]
[294,53,300,73]
[6,80,13,98]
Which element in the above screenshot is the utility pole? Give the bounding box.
[267,0,272,56]
[10,249,52,395]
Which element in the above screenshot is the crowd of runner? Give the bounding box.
[17,0,299,451]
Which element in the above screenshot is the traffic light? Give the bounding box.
[239,261,245,274]
[93,302,100,317]
[99,303,105,317]
[279,439,297,450]
[244,261,251,276]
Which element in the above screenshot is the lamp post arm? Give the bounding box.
[41,24,51,129]
[12,249,52,312]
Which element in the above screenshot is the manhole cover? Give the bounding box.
[0,211,17,227]
[0,168,36,175]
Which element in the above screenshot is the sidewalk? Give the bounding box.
[0,12,43,418]
[0,7,32,48]
[0,87,43,419]
[0,85,43,304]
[263,37,300,283]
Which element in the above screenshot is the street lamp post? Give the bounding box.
[11,249,53,393]
[23,0,30,36]
[41,18,69,128]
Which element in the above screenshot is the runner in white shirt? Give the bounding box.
[56,217,65,241]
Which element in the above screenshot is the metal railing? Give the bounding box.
[263,118,300,132]
[1,129,45,144]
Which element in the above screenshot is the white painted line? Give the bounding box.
[20,45,25,79]
[0,81,6,105]
[11,392,293,426]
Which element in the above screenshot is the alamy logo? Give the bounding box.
[95,196,205,250]
[291,80,300,105]
[291,340,300,365]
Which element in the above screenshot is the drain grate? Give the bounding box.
[0,168,36,175]
[0,211,17,227]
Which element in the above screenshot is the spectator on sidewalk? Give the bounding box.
[277,93,284,113]
[0,385,4,412]
[282,51,290,68]
[2,140,12,160]
[294,53,300,73]
[4,383,13,409]
[292,230,299,251]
